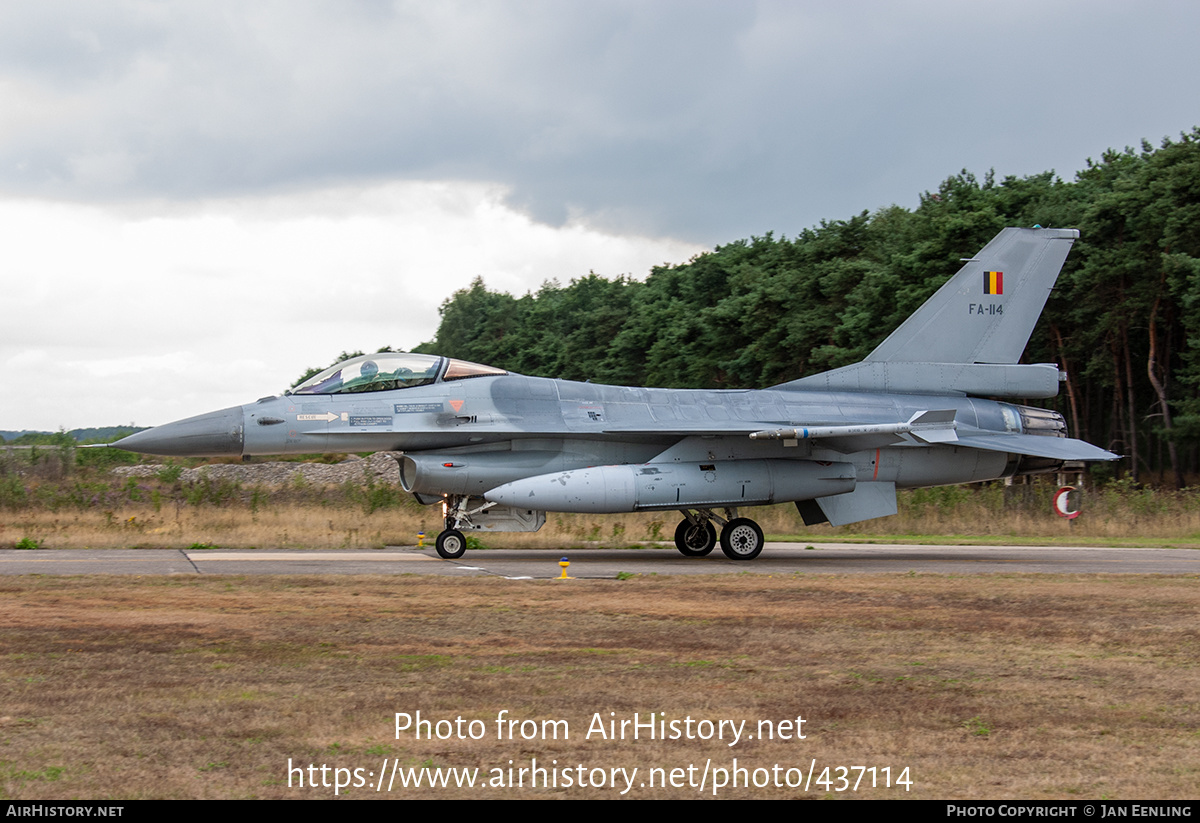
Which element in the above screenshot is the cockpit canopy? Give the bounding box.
[290,352,507,395]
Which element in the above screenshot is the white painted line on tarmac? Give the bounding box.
[190,551,437,562]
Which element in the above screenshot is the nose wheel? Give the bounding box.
[435,495,479,559]
[435,528,467,559]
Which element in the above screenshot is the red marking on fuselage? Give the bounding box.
[873,448,880,481]
[449,399,464,413]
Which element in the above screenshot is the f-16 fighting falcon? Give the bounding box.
[112,227,1118,560]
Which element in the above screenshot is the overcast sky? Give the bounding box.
[3,0,1198,432]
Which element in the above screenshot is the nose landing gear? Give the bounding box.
[435,528,467,559]
[435,495,486,559]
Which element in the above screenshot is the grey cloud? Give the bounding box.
[1,0,1198,242]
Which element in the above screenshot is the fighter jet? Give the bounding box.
[113,227,1118,560]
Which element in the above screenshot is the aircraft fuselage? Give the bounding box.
[120,373,1053,492]
[110,228,1118,560]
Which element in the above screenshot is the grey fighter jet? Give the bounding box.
[113,227,1118,560]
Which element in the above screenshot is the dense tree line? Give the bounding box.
[408,131,1199,485]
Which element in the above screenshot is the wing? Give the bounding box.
[606,408,1118,463]
[609,409,961,455]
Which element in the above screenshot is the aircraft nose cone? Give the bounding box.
[111,406,245,457]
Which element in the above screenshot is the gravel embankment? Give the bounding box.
[111,452,402,486]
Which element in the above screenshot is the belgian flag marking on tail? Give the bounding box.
[984,270,1004,295]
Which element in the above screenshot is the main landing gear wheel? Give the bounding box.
[435,529,467,559]
[674,519,717,557]
[720,518,764,560]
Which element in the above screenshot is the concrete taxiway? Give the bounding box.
[1,543,1196,579]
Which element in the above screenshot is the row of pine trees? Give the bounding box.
[413,131,1200,486]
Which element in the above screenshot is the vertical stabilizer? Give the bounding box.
[865,227,1078,365]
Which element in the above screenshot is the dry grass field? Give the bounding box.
[1,573,1197,799]
[5,486,1200,551]
[5,449,1200,549]
[5,505,1200,553]
[6,451,1200,550]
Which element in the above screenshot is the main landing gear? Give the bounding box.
[431,496,767,561]
[674,518,717,556]
[673,509,765,560]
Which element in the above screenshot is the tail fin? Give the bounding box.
[866,227,1078,364]
[777,227,1078,398]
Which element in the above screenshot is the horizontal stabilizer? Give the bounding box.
[956,433,1119,462]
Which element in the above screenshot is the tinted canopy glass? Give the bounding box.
[443,359,508,381]
[292,353,444,395]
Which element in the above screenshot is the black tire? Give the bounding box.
[674,519,717,557]
[435,529,467,559]
[720,518,764,560]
